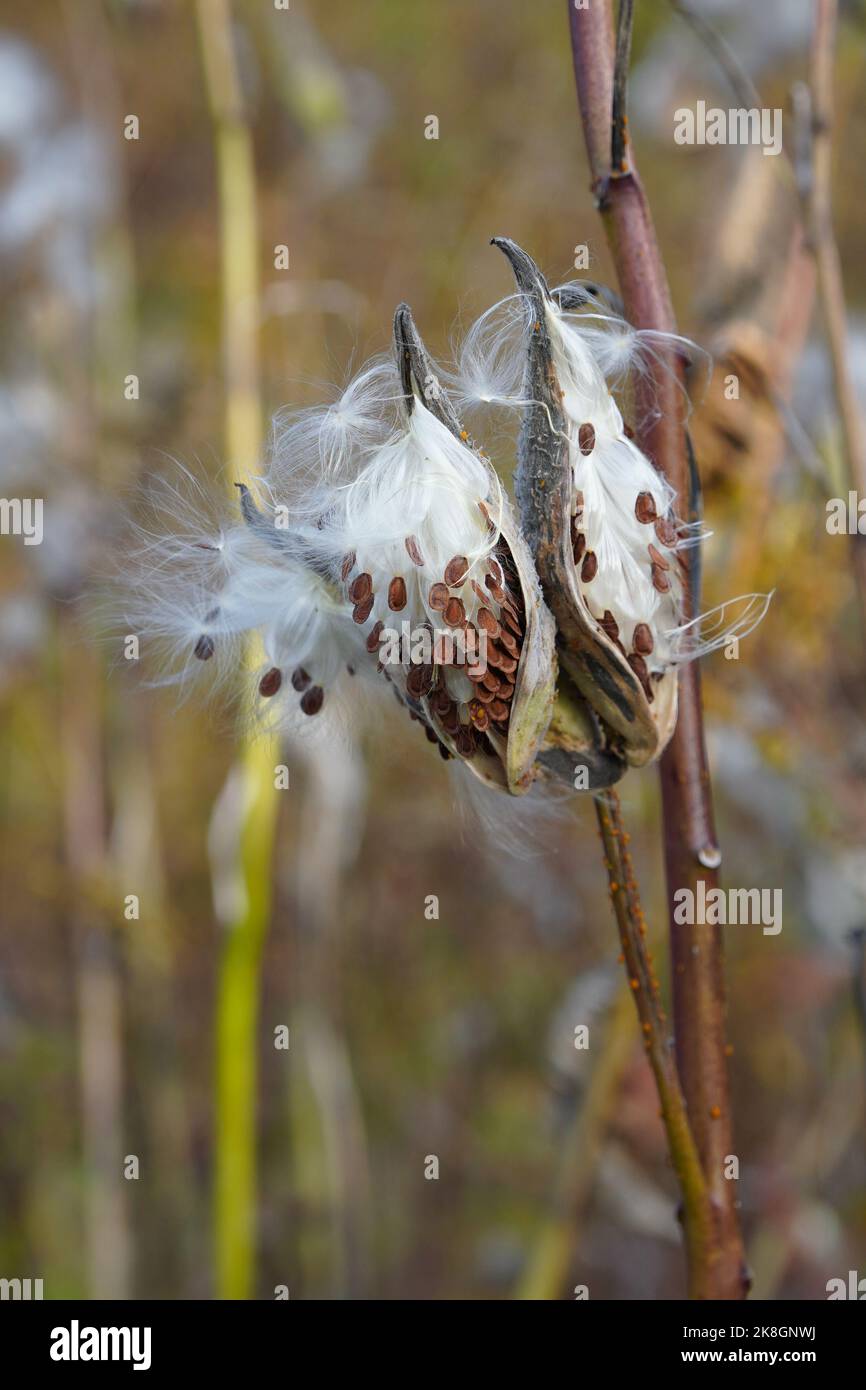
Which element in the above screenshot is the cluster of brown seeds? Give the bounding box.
[254,662,325,717]
[459,538,527,752]
[564,422,685,707]
[189,598,327,717]
[343,506,527,766]
[634,490,678,594]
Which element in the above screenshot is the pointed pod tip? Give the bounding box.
[490,237,549,300]
[393,302,419,406]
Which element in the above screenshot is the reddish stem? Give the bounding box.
[567,0,747,1298]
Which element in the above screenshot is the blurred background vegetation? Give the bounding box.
[1,0,865,1300]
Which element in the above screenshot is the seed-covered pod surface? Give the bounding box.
[490,236,679,766]
[487,237,771,769]
[391,303,626,795]
[349,302,559,794]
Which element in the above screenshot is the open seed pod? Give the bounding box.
[491,237,678,767]
[341,302,551,793]
[387,303,624,794]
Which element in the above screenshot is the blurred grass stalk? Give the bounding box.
[517,980,635,1299]
[797,0,866,634]
[196,0,280,1300]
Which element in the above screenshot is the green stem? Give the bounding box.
[196,0,280,1300]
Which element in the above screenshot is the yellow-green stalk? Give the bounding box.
[196,0,279,1301]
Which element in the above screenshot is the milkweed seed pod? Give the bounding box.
[484,237,771,767]
[330,302,560,794]
[388,304,625,794]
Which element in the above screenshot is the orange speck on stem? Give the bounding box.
[709,1105,722,1120]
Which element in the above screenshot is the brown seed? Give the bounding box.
[654,516,677,547]
[627,652,654,702]
[433,633,456,665]
[476,607,500,638]
[388,576,408,611]
[488,558,504,587]
[628,652,649,682]
[635,492,657,524]
[440,703,460,734]
[471,579,488,606]
[443,596,466,628]
[366,620,384,654]
[581,550,598,583]
[352,595,374,623]
[300,685,324,716]
[623,422,635,440]
[349,572,372,602]
[633,622,654,655]
[407,664,435,699]
[497,681,515,700]
[444,555,469,586]
[599,610,619,641]
[488,698,510,723]
[462,623,482,663]
[574,489,585,514]
[194,634,215,661]
[456,726,477,758]
[341,551,356,581]
[404,535,425,567]
[469,700,490,731]
[258,667,282,698]
[648,543,670,571]
[432,687,452,715]
[438,742,451,761]
[475,684,496,704]
[477,500,496,534]
[424,725,439,745]
[651,565,671,594]
[500,607,522,637]
[578,422,596,456]
[428,582,449,611]
[499,630,520,657]
[481,670,500,692]
[291,667,311,692]
[489,650,517,676]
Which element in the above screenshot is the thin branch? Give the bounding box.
[593,792,715,1297]
[567,0,748,1298]
[669,0,762,113]
[611,0,635,176]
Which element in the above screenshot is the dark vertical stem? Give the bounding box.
[567,0,747,1297]
[594,792,715,1297]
